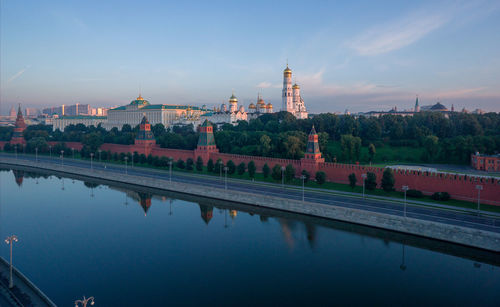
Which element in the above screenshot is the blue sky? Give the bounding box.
[1,0,500,114]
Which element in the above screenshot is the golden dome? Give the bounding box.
[267,103,273,108]
[284,65,292,75]
[229,93,238,103]
[249,103,256,109]
[137,94,144,100]
[292,83,300,89]
[257,98,265,105]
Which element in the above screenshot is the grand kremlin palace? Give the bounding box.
[102,95,206,130]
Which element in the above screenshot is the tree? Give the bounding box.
[368,143,376,162]
[248,161,256,178]
[365,172,377,190]
[207,159,214,172]
[348,173,357,189]
[285,164,295,182]
[381,168,395,192]
[226,160,236,174]
[186,158,194,170]
[196,156,203,171]
[262,163,270,178]
[423,135,439,162]
[301,170,310,183]
[82,132,103,152]
[176,159,185,169]
[340,134,362,162]
[237,162,246,175]
[259,135,271,155]
[315,171,326,185]
[272,164,282,181]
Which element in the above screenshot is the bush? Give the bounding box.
[406,189,423,198]
[272,164,282,181]
[207,159,214,172]
[186,158,194,170]
[381,168,395,192]
[348,173,357,189]
[237,162,246,175]
[431,192,451,201]
[315,171,326,185]
[365,172,377,190]
[262,163,270,178]
[176,159,185,169]
[248,161,256,178]
[196,156,203,171]
[285,164,295,182]
[226,160,236,174]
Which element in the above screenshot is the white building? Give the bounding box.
[248,94,273,120]
[103,95,206,130]
[52,116,107,131]
[281,64,308,119]
[175,93,248,128]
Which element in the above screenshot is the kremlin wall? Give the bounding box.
[2,108,499,206]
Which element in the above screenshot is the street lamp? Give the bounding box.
[75,296,95,307]
[300,175,306,202]
[402,185,409,218]
[14,146,17,159]
[281,166,286,189]
[168,160,173,183]
[72,147,75,159]
[35,147,38,163]
[124,156,128,174]
[361,173,367,199]
[476,185,483,215]
[90,153,94,170]
[60,150,64,166]
[49,145,52,158]
[4,235,19,288]
[223,166,229,190]
[98,150,102,163]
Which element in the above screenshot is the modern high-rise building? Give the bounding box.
[281,64,308,119]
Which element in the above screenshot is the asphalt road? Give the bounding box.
[2,153,500,234]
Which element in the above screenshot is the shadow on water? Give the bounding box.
[2,164,499,268]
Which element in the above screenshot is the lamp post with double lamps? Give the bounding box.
[72,147,75,159]
[124,156,128,174]
[168,159,173,183]
[90,153,94,170]
[361,173,367,199]
[224,166,229,190]
[49,145,52,158]
[35,147,38,162]
[98,149,102,163]
[4,235,19,288]
[281,166,286,189]
[402,185,409,218]
[75,296,95,307]
[14,145,17,159]
[300,175,306,202]
[60,150,64,166]
[476,185,483,215]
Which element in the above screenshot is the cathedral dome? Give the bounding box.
[229,93,238,103]
[267,103,273,108]
[248,103,256,109]
[293,83,300,89]
[130,94,149,106]
[284,65,292,74]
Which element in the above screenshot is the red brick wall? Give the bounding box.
[2,140,499,205]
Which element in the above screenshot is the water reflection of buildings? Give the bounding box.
[199,204,214,224]
[12,170,24,186]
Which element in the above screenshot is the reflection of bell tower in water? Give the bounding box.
[198,204,214,225]
[12,170,25,186]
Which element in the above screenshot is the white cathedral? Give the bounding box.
[281,64,308,119]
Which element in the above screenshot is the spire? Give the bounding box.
[310,124,317,135]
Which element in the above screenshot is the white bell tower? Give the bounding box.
[282,64,294,113]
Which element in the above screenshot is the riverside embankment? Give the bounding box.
[1,156,499,252]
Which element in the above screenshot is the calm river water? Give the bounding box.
[0,168,499,306]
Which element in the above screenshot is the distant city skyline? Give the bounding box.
[1,0,500,114]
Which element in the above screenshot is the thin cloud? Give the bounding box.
[256,82,280,89]
[7,66,30,83]
[347,13,449,56]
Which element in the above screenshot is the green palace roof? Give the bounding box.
[110,104,202,111]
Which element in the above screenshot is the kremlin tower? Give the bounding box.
[134,114,156,155]
[301,125,324,173]
[11,105,26,145]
